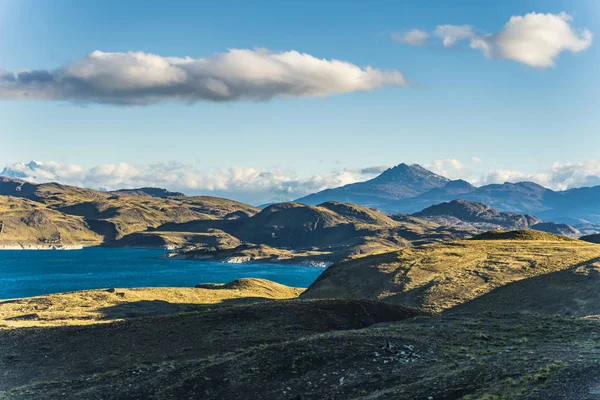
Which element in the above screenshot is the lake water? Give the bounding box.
[0,247,325,300]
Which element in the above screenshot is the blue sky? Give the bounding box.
[0,0,598,203]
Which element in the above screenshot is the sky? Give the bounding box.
[0,0,598,204]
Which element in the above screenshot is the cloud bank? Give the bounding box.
[0,160,386,204]
[426,158,600,190]
[0,49,406,105]
[396,12,592,67]
[3,159,600,205]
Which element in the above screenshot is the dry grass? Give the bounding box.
[0,178,260,245]
[0,278,303,328]
[0,196,102,247]
[303,236,600,314]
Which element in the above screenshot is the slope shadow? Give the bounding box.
[97,297,280,320]
[0,299,418,391]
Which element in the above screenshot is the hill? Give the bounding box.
[295,163,600,226]
[161,201,477,264]
[412,199,541,230]
[471,229,575,241]
[0,278,303,328]
[108,187,185,198]
[302,232,600,315]
[0,176,477,255]
[0,196,102,249]
[581,233,600,244]
[0,177,259,244]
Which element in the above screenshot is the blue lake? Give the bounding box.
[0,247,325,300]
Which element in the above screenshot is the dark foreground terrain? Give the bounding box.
[1,296,600,399]
[2,233,600,399]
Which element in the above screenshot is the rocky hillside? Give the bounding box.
[303,231,600,315]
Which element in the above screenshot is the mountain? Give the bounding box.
[295,163,600,226]
[530,222,581,238]
[295,163,449,207]
[411,199,541,230]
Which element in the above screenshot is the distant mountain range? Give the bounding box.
[410,199,581,238]
[296,163,600,229]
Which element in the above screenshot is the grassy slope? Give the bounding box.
[56,195,260,240]
[303,232,600,314]
[0,196,102,247]
[0,178,260,244]
[0,278,303,328]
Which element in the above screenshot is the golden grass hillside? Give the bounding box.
[0,196,102,248]
[0,278,303,328]
[1,177,260,244]
[302,231,600,315]
[56,195,260,240]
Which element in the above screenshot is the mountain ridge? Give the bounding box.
[296,163,600,226]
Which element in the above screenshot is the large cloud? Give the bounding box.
[0,49,406,105]
[399,12,592,67]
[3,159,600,204]
[0,160,385,204]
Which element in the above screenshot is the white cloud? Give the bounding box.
[0,160,86,183]
[479,169,550,187]
[479,161,600,190]
[489,12,593,67]
[403,12,592,67]
[4,159,600,204]
[0,160,385,204]
[424,158,600,191]
[391,29,430,46]
[426,159,467,180]
[434,25,475,47]
[0,49,406,105]
[471,157,482,163]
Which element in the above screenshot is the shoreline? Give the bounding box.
[163,252,332,267]
[0,244,85,251]
[0,244,331,266]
